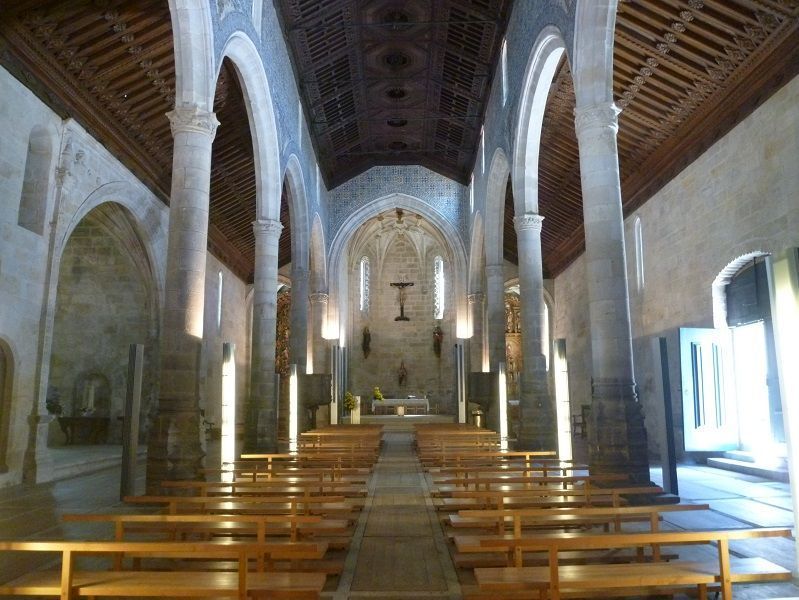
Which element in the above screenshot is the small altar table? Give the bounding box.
[372,397,429,415]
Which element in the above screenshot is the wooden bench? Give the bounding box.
[452,503,710,568]
[161,479,368,498]
[0,540,327,599]
[61,513,343,574]
[472,528,792,599]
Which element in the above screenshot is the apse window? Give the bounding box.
[434,255,445,319]
[359,256,370,312]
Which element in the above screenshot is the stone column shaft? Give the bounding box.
[146,105,219,491]
[467,292,485,372]
[248,218,283,451]
[574,102,648,482]
[289,266,309,371]
[484,264,506,434]
[485,264,506,370]
[515,214,555,450]
[309,293,330,373]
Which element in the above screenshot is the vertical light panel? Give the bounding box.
[221,342,236,482]
[768,250,799,574]
[498,362,508,450]
[289,364,298,452]
[553,339,572,461]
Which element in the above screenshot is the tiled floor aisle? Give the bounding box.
[334,430,461,599]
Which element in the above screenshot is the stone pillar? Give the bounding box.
[289,266,309,372]
[514,214,556,450]
[146,105,219,491]
[247,218,283,451]
[574,102,649,482]
[467,292,485,372]
[485,264,506,370]
[309,293,330,373]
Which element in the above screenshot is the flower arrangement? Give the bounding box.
[343,391,357,412]
[373,386,383,401]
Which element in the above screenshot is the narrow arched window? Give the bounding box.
[217,271,224,329]
[634,217,644,292]
[469,174,474,213]
[434,256,445,319]
[501,38,508,106]
[480,127,486,174]
[18,126,52,236]
[359,256,370,312]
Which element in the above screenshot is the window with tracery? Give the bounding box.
[433,255,445,319]
[359,256,370,312]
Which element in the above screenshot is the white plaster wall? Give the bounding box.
[553,73,799,460]
[200,255,251,438]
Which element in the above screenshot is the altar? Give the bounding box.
[372,397,429,415]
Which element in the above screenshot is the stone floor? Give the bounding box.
[0,429,797,598]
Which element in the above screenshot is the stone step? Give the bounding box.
[723,450,788,469]
[707,457,790,483]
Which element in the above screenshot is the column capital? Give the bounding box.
[252,218,283,239]
[514,213,544,234]
[167,105,220,138]
[467,292,483,305]
[309,292,329,304]
[574,102,621,137]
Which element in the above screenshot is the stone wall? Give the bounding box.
[47,207,155,445]
[553,72,799,460]
[349,233,456,415]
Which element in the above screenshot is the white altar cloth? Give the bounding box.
[372,397,429,414]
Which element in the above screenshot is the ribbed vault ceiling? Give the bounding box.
[1,1,797,283]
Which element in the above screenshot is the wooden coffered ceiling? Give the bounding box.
[275,0,512,187]
[507,0,799,277]
[2,1,797,284]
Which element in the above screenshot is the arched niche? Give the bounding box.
[47,202,159,447]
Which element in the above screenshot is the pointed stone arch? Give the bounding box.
[309,213,327,293]
[216,32,282,220]
[468,211,485,294]
[168,0,215,110]
[512,26,567,215]
[572,0,618,107]
[484,148,510,267]
[283,154,310,270]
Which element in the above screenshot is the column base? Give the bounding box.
[588,379,650,484]
[145,404,205,493]
[516,388,557,451]
[22,413,54,484]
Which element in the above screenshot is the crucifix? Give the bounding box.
[390,278,414,321]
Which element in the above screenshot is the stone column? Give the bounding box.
[485,264,506,370]
[247,218,283,451]
[467,292,485,372]
[146,105,219,491]
[514,214,556,450]
[289,266,309,372]
[574,102,649,482]
[309,293,330,373]
[484,265,506,435]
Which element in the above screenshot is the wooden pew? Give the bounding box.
[451,503,710,568]
[161,478,368,498]
[0,540,327,599]
[439,485,664,515]
[471,528,792,600]
[61,513,342,574]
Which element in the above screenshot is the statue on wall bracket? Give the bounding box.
[433,324,443,358]
[362,326,371,359]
